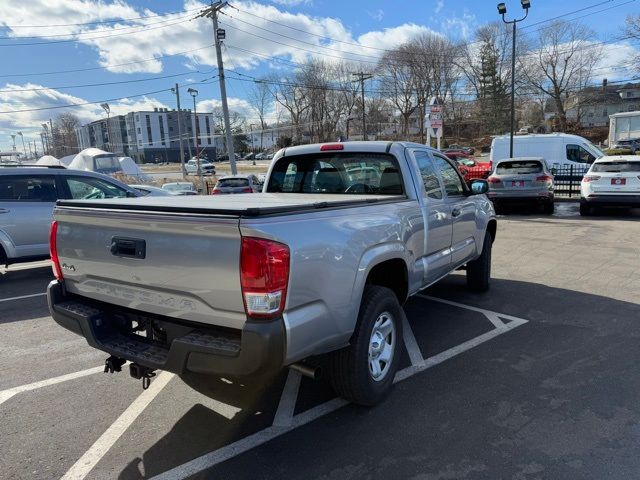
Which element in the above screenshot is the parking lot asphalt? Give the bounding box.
[1,204,639,480]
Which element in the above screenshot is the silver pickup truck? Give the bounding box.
[48,141,496,405]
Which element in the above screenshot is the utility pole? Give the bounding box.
[352,72,373,141]
[198,1,237,175]
[171,84,187,177]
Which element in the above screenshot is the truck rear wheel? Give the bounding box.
[329,285,403,406]
[466,231,492,292]
[579,201,591,216]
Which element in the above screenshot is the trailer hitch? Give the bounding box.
[129,363,156,390]
[104,356,126,374]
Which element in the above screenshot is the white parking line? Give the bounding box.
[0,366,104,406]
[0,260,51,272]
[61,372,174,480]
[402,314,425,367]
[0,292,46,304]
[150,301,530,480]
[272,370,302,427]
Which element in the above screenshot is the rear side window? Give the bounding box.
[414,151,443,199]
[267,152,403,195]
[65,177,129,199]
[0,175,58,202]
[496,161,543,175]
[591,161,640,173]
[218,178,249,188]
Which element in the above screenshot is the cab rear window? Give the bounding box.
[496,161,543,175]
[267,152,403,195]
[591,161,640,173]
[0,175,58,201]
[218,178,250,188]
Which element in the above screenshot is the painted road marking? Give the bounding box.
[61,372,174,480]
[0,366,104,406]
[0,260,51,272]
[272,370,302,427]
[0,292,46,303]
[402,313,425,367]
[149,300,530,480]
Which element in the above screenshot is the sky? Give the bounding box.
[0,0,638,152]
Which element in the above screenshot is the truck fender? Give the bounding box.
[348,242,410,326]
[0,229,17,261]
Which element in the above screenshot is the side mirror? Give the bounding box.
[469,179,489,195]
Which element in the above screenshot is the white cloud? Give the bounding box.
[595,42,639,82]
[435,0,444,14]
[441,10,477,39]
[367,9,384,22]
[271,0,312,6]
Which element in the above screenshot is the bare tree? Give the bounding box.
[521,20,602,132]
[53,112,80,156]
[378,49,418,136]
[247,80,271,151]
[625,14,640,73]
[268,73,310,143]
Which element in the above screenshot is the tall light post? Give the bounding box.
[16,132,26,159]
[100,103,111,153]
[171,84,187,177]
[41,123,50,155]
[187,87,205,193]
[498,0,530,159]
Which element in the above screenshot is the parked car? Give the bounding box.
[0,166,139,266]
[242,152,255,160]
[491,133,604,168]
[47,141,496,406]
[444,144,474,156]
[211,175,261,194]
[185,159,215,175]
[161,182,198,195]
[444,152,491,181]
[579,155,640,216]
[254,152,267,160]
[611,139,640,154]
[129,184,175,197]
[487,157,554,214]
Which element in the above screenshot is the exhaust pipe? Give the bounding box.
[289,363,322,380]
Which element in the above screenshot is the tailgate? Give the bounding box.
[54,206,246,329]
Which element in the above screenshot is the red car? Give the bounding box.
[445,151,492,181]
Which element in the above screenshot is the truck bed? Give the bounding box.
[57,193,404,217]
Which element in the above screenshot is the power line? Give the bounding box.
[0,44,215,79]
[0,77,218,114]
[1,6,205,28]
[0,12,197,40]
[0,70,215,93]
[0,16,195,47]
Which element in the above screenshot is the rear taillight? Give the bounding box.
[49,221,63,281]
[487,176,501,184]
[582,175,601,183]
[211,188,221,195]
[240,237,290,319]
[535,174,553,183]
[242,187,253,193]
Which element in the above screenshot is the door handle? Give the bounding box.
[0,208,9,214]
[452,208,461,217]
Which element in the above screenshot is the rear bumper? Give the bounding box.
[47,281,285,377]
[487,190,553,202]
[581,195,640,207]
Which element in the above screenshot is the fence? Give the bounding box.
[549,165,590,198]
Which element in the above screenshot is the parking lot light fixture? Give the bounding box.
[498,0,531,159]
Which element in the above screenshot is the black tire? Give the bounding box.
[329,285,404,406]
[542,201,555,215]
[579,201,591,216]
[467,231,492,292]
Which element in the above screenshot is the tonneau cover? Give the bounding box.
[56,193,404,216]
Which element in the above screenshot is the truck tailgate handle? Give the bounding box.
[110,237,146,259]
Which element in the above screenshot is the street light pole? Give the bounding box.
[171,84,187,177]
[498,1,530,159]
[17,132,26,159]
[100,103,111,153]
[188,87,205,193]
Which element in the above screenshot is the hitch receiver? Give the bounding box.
[104,356,126,374]
[129,363,157,390]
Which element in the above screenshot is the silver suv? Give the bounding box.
[0,166,139,266]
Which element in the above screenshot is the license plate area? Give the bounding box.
[611,178,626,185]
[511,180,525,187]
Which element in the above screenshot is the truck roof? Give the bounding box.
[281,141,437,156]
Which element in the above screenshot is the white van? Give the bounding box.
[490,133,604,167]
